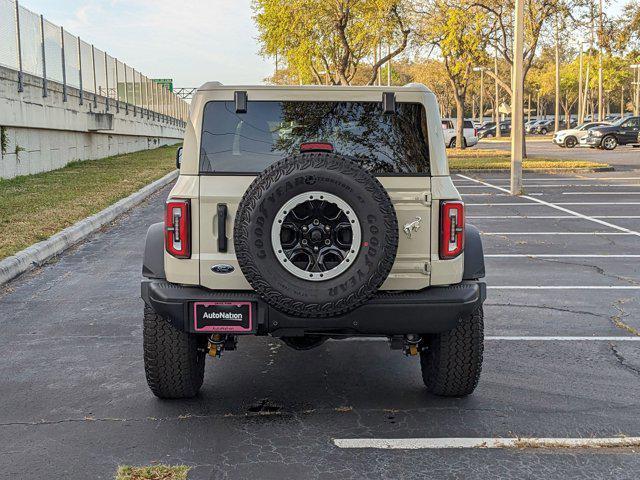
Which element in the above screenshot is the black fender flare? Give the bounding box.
[142,222,166,279]
[463,224,485,280]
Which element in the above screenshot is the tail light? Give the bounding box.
[474,127,478,137]
[165,199,191,258]
[439,200,464,259]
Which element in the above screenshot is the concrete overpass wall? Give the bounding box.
[0,65,185,179]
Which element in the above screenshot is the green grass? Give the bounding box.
[0,145,178,260]
[447,148,510,158]
[115,465,190,480]
[449,156,609,170]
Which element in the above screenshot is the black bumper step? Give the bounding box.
[141,280,485,336]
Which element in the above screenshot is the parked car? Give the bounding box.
[533,119,554,135]
[476,121,495,136]
[479,121,511,138]
[552,122,610,148]
[524,120,538,133]
[441,118,479,148]
[581,116,640,150]
[525,119,544,134]
[140,83,486,399]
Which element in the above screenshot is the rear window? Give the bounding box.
[199,100,430,175]
[464,120,474,129]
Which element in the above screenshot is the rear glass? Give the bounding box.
[199,100,430,175]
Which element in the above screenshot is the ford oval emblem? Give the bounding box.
[211,264,235,274]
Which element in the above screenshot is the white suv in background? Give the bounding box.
[441,119,478,148]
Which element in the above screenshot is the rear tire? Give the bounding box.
[143,305,206,399]
[420,307,484,397]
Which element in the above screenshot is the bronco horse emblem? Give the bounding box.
[403,216,422,239]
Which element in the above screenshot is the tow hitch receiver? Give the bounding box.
[389,334,422,356]
[207,334,237,357]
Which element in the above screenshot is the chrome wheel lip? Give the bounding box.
[271,191,361,282]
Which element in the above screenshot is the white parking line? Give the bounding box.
[458,184,640,188]
[563,192,640,195]
[481,232,633,235]
[457,174,640,237]
[486,336,640,341]
[467,202,640,206]
[469,215,640,219]
[462,193,543,196]
[485,254,640,258]
[333,437,640,449]
[488,286,640,289]
[339,336,640,342]
[455,177,640,182]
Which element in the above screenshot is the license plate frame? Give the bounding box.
[192,301,254,333]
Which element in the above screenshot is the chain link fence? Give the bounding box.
[0,0,188,126]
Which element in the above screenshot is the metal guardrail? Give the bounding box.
[0,0,188,126]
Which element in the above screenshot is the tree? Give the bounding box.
[471,0,568,103]
[417,0,488,148]
[253,0,413,85]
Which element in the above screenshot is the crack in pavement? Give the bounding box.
[0,405,510,429]
[486,303,606,318]
[533,257,640,286]
[609,299,640,337]
[609,343,640,377]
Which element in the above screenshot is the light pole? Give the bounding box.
[511,0,525,195]
[598,0,604,121]
[554,14,560,133]
[473,66,485,125]
[632,65,640,116]
[494,50,501,138]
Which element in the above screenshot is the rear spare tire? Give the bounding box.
[234,152,398,318]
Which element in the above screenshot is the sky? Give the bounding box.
[20,0,630,89]
[20,0,274,87]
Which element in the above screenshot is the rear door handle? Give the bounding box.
[217,204,228,252]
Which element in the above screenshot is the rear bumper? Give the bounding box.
[141,280,486,337]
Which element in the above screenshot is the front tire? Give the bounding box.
[143,305,206,399]
[420,307,484,397]
[564,136,577,148]
[601,135,617,150]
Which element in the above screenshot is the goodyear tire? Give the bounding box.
[234,152,398,318]
[420,307,484,397]
[143,305,206,399]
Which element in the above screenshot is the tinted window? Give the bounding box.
[199,101,430,175]
[463,120,474,128]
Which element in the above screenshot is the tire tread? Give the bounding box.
[420,307,484,397]
[143,305,205,399]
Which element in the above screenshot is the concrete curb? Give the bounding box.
[0,170,178,286]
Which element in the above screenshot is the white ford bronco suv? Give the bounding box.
[141,83,486,399]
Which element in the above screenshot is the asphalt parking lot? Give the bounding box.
[1,170,640,479]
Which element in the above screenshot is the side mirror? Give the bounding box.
[175,147,183,169]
